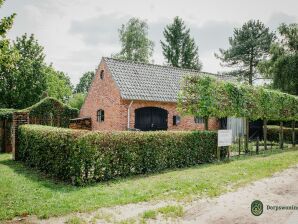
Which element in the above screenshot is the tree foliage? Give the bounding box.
[161,17,202,70]
[68,93,86,110]
[178,76,298,122]
[113,17,154,63]
[1,34,47,109]
[215,20,274,84]
[259,23,298,95]
[0,0,19,108]
[75,71,95,93]
[45,65,73,102]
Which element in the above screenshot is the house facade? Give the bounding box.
[80,57,234,131]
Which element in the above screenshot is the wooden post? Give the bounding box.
[217,147,220,161]
[263,119,268,150]
[238,136,241,156]
[256,137,259,154]
[244,118,249,153]
[1,119,5,153]
[279,121,284,150]
[12,112,29,160]
[292,121,296,148]
[204,117,209,130]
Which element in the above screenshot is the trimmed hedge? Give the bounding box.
[267,125,298,143]
[18,125,217,185]
[22,97,78,127]
[179,76,298,121]
[0,109,16,120]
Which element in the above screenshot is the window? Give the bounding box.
[100,70,104,80]
[97,109,104,122]
[173,115,181,126]
[194,116,204,124]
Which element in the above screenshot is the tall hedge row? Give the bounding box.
[178,76,298,121]
[18,125,217,185]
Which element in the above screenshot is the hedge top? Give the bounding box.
[0,109,16,120]
[0,97,79,126]
[178,75,298,121]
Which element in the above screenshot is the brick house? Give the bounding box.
[80,57,233,131]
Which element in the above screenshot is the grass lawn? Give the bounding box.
[0,148,298,221]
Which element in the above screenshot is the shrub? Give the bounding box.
[0,109,16,120]
[267,125,298,143]
[18,125,217,185]
[22,97,78,127]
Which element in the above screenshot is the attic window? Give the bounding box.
[100,70,104,80]
[97,109,104,122]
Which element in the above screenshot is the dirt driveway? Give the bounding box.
[8,164,298,224]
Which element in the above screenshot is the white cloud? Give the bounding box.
[1,0,297,84]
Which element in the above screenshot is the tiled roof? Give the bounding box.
[103,57,234,103]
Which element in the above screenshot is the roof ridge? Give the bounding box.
[103,57,220,76]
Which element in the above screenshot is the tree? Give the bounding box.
[75,71,95,93]
[0,0,16,37]
[0,0,19,108]
[113,17,154,63]
[259,23,298,95]
[45,65,73,102]
[215,20,274,85]
[68,93,86,110]
[161,17,202,70]
[1,34,47,109]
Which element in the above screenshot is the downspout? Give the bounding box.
[127,100,134,130]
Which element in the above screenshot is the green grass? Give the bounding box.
[0,148,298,221]
[142,210,157,219]
[157,205,184,218]
[65,217,87,224]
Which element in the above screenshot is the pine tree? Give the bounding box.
[161,17,201,70]
[215,20,274,85]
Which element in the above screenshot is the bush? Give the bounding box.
[267,125,298,143]
[18,125,217,185]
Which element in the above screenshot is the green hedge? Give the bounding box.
[267,125,298,143]
[18,125,217,185]
[0,109,16,120]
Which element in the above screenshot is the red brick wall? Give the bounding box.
[80,59,122,131]
[119,100,218,131]
[80,60,219,131]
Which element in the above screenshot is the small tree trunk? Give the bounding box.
[204,117,209,130]
[279,121,284,150]
[244,118,249,153]
[292,121,296,147]
[263,119,268,150]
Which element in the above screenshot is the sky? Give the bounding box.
[1,0,297,85]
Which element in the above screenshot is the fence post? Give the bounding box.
[217,147,220,161]
[12,112,29,160]
[256,137,259,154]
[244,118,249,153]
[292,121,296,148]
[238,136,241,156]
[279,121,284,150]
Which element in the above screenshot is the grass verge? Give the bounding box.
[0,148,298,220]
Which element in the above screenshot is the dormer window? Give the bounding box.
[100,70,104,80]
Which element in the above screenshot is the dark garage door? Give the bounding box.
[135,107,168,131]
